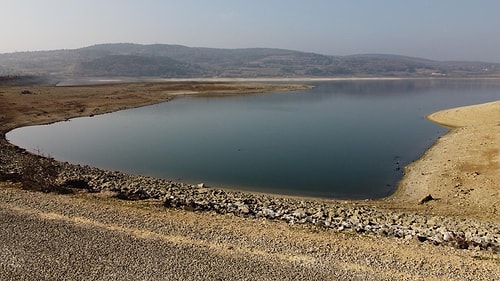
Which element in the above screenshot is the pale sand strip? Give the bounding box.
[387,100,500,222]
[428,100,500,128]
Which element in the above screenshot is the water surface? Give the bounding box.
[7,79,500,198]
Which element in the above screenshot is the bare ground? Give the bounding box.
[385,101,500,223]
[1,184,499,280]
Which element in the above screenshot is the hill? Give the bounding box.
[1,43,499,79]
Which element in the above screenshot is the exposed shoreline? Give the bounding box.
[1,80,499,279]
[1,80,498,220]
[57,76,500,85]
[386,100,500,222]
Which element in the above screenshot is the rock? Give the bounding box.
[262,208,276,218]
[443,231,454,242]
[419,194,434,204]
[60,178,90,189]
[415,235,427,242]
[238,205,250,214]
[292,208,307,219]
[21,89,34,95]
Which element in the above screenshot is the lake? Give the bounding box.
[7,79,500,199]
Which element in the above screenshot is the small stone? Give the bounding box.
[416,235,428,242]
[262,208,276,218]
[238,205,250,214]
[292,208,307,219]
[419,194,434,204]
[443,231,455,242]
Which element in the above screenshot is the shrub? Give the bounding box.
[20,156,73,194]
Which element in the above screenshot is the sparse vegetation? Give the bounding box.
[16,152,74,194]
[1,43,499,78]
[77,55,198,77]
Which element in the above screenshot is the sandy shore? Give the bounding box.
[1,81,499,279]
[387,101,500,222]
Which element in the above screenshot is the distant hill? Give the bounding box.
[1,43,499,79]
[76,55,197,77]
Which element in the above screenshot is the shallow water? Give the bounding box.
[7,79,500,198]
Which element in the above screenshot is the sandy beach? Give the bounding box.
[387,100,500,222]
[1,81,499,280]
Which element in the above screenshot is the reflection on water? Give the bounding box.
[7,79,500,199]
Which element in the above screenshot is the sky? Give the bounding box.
[1,0,500,62]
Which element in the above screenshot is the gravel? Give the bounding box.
[1,186,500,280]
[50,160,500,252]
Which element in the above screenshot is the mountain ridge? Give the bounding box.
[1,43,499,78]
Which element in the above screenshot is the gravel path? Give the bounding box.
[1,185,499,281]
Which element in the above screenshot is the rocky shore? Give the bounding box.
[1,137,498,253]
[56,164,500,252]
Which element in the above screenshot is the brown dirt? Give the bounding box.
[0,82,310,133]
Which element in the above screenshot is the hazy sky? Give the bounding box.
[2,1,500,62]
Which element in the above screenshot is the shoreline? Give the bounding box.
[0,81,498,228]
[1,80,499,278]
[4,80,497,205]
[1,81,498,214]
[386,100,500,222]
[56,75,500,86]
[1,81,498,212]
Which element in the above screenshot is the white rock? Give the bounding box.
[263,208,275,218]
[443,231,455,241]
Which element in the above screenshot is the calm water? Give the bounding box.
[7,79,500,199]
